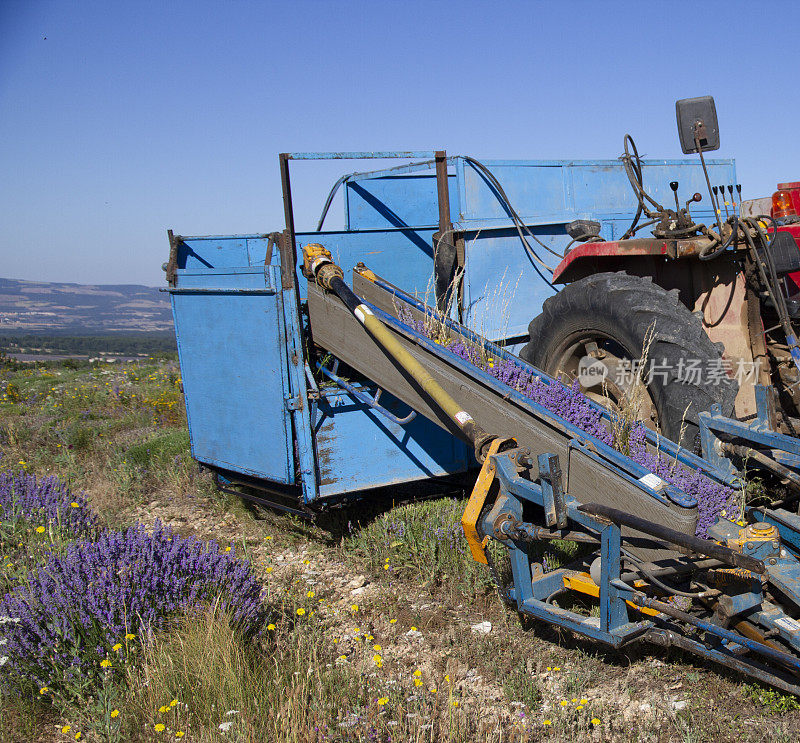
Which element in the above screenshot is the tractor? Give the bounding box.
[519,97,800,456]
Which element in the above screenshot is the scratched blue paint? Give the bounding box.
[313,387,470,498]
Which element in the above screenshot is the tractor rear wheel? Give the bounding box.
[519,271,738,447]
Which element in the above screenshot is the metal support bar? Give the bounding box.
[579,502,766,573]
[600,524,628,632]
[278,154,297,290]
[316,362,416,425]
[434,150,456,312]
[538,453,566,528]
[162,287,276,295]
[284,151,437,160]
[618,583,800,675]
[647,629,800,697]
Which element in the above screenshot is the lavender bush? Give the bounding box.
[410,312,738,537]
[0,471,96,537]
[1,520,265,697]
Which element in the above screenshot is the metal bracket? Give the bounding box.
[538,453,567,529]
[461,438,514,565]
[317,360,416,426]
[284,394,304,411]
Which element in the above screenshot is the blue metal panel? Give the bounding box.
[345,174,460,230]
[169,265,295,482]
[176,235,273,271]
[331,157,737,343]
[461,228,559,341]
[313,387,470,498]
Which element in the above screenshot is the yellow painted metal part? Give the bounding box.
[461,438,509,565]
[301,243,332,278]
[563,572,660,617]
[355,266,378,282]
[730,521,779,548]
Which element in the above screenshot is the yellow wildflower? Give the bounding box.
[389,618,397,624]
[591,718,601,726]
[373,644,381,652]
[39,686,48,694]
[413,669,421,677]
[36,526,45,534]
[350,604,359,612]
[110,709,120,718]
[175,733,185,739]
[410,626,418,632]
[414,679,423,687]
[265,567,273,573]
[306,591,315,598]
[445,674,451,683]
[580,698,588,704]
[267,623,276,631]
[296,607,306,616]
[170,699,178,707]
[571,698,578,703]
[451,700,459,707]
[559,700,568,707]
[70,502,80,508]
[62,726,71,734]
[373,654,383,666]
[429,687,437,694]
[75,734,82,741]
[125,633,136,640]
[112,643,122,651]
[543,720,552,726]
[264,535,273,540]
[155,723,166,732]
[100,659,112,668]
[576,705,584,711]
[377,697,388,706]
[159,706,169,713]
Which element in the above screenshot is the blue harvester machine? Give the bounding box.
[166,152,800,694]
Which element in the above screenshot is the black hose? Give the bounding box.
[461,156,560,290]
[622,549,708,598]
[620,134,663,239]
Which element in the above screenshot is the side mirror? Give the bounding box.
[676,96,720,154]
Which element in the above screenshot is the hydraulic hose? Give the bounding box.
[461,156,560,290]
[304,246,497,460]
[578,502,765,573]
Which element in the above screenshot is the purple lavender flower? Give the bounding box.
[0,472,96,537]
[409,319,737,537]
[1,519,265,695]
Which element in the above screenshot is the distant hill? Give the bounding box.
[0,278,172,333]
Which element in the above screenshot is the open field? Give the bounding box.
[1,357,800,742]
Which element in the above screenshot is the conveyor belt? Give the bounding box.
[307,270,699,562]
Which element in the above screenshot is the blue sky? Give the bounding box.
[1,0,798,286]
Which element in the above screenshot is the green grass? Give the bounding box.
[4,359,800,743]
